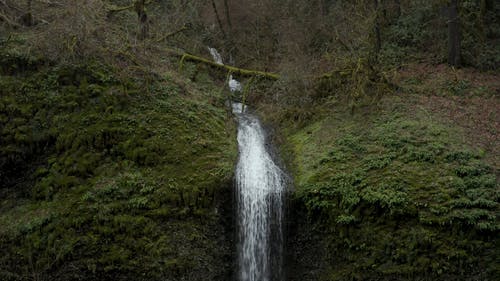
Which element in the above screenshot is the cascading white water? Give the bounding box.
[208,47,224,65]
[233,103,286,281]
[207,47,242,92]
[207,48,285,280]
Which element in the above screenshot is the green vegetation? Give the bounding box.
[0,0,498,280]
[270,93,498,280]
[0,50,237,281]
[242,3,499,278]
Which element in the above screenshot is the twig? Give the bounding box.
[0,12,21,28]
[155,25,189,43]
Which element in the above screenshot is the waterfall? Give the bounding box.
[207,48,286,280]
[208,47,224,65]
[207,47,242,92]
[233,103,286,281]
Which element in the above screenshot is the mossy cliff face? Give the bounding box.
[0,51,237,281]
[272,94,499,281]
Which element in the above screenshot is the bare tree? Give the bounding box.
[374,0,382,54]
[321,0,333,16]
[447,0,461,66]
[135,0,149,40]
[211,0,227,40]
[394,0,401,19]
[23,0,33,26]
[223,0,232,30]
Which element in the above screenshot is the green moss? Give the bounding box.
[282,95,498,280]
[0,56,237,280]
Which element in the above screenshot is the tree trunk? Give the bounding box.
[171,49,279,80]
[381,0,387,20]
[321,0,333,16]
[394,0,401,19]
[211,0,227,40]
[478,0,486,41]
[222,0,237,59]
[374,0,381,54]
[447,0,461,67]
[27,0,32,25]
[135,0,148,40]
[223,0,232,30]
[21,0,33,26]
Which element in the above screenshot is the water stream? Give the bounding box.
[233,103,286,281]
[207,48,286,280]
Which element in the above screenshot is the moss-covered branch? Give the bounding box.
[167,48,279,80]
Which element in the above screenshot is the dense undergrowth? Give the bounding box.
[260,82,498,280]
[0,49,237,281]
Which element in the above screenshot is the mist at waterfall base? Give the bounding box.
[233,103,286,281]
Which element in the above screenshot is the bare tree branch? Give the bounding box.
[0,11,21,27]
[155,25,189,43]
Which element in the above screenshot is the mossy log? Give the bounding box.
[167,49,279,80]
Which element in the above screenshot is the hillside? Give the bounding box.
[257,64,498,280]
[0,49,237,280]
[0,0,499,281]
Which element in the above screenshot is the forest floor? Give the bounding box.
[395,63,499,169]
